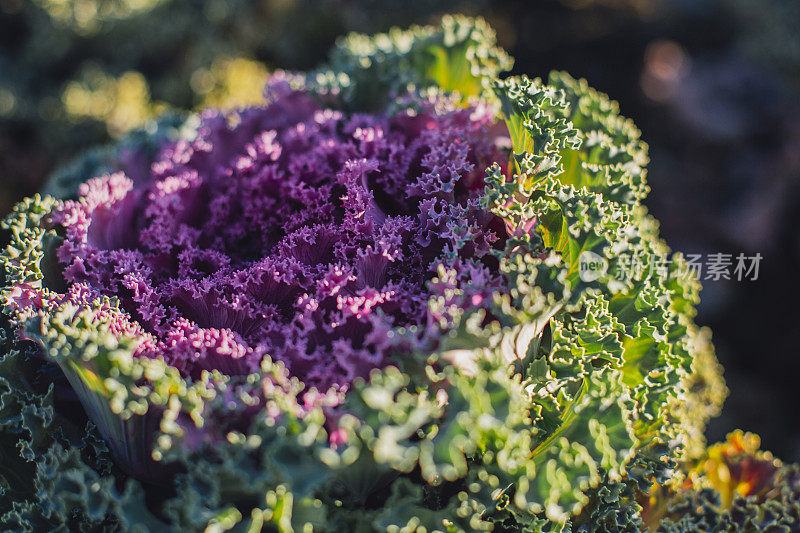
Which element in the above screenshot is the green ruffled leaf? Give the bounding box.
[308,15,512,110]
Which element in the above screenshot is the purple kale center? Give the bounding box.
[53,78,507,390]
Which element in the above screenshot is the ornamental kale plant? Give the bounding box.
[0,15,794,532]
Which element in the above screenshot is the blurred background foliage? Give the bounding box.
[1,0,799,461]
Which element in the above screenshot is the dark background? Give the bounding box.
[2,0,798,460]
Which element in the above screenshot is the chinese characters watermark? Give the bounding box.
[579,251,762,283]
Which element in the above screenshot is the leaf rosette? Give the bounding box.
[0,16,726,532]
